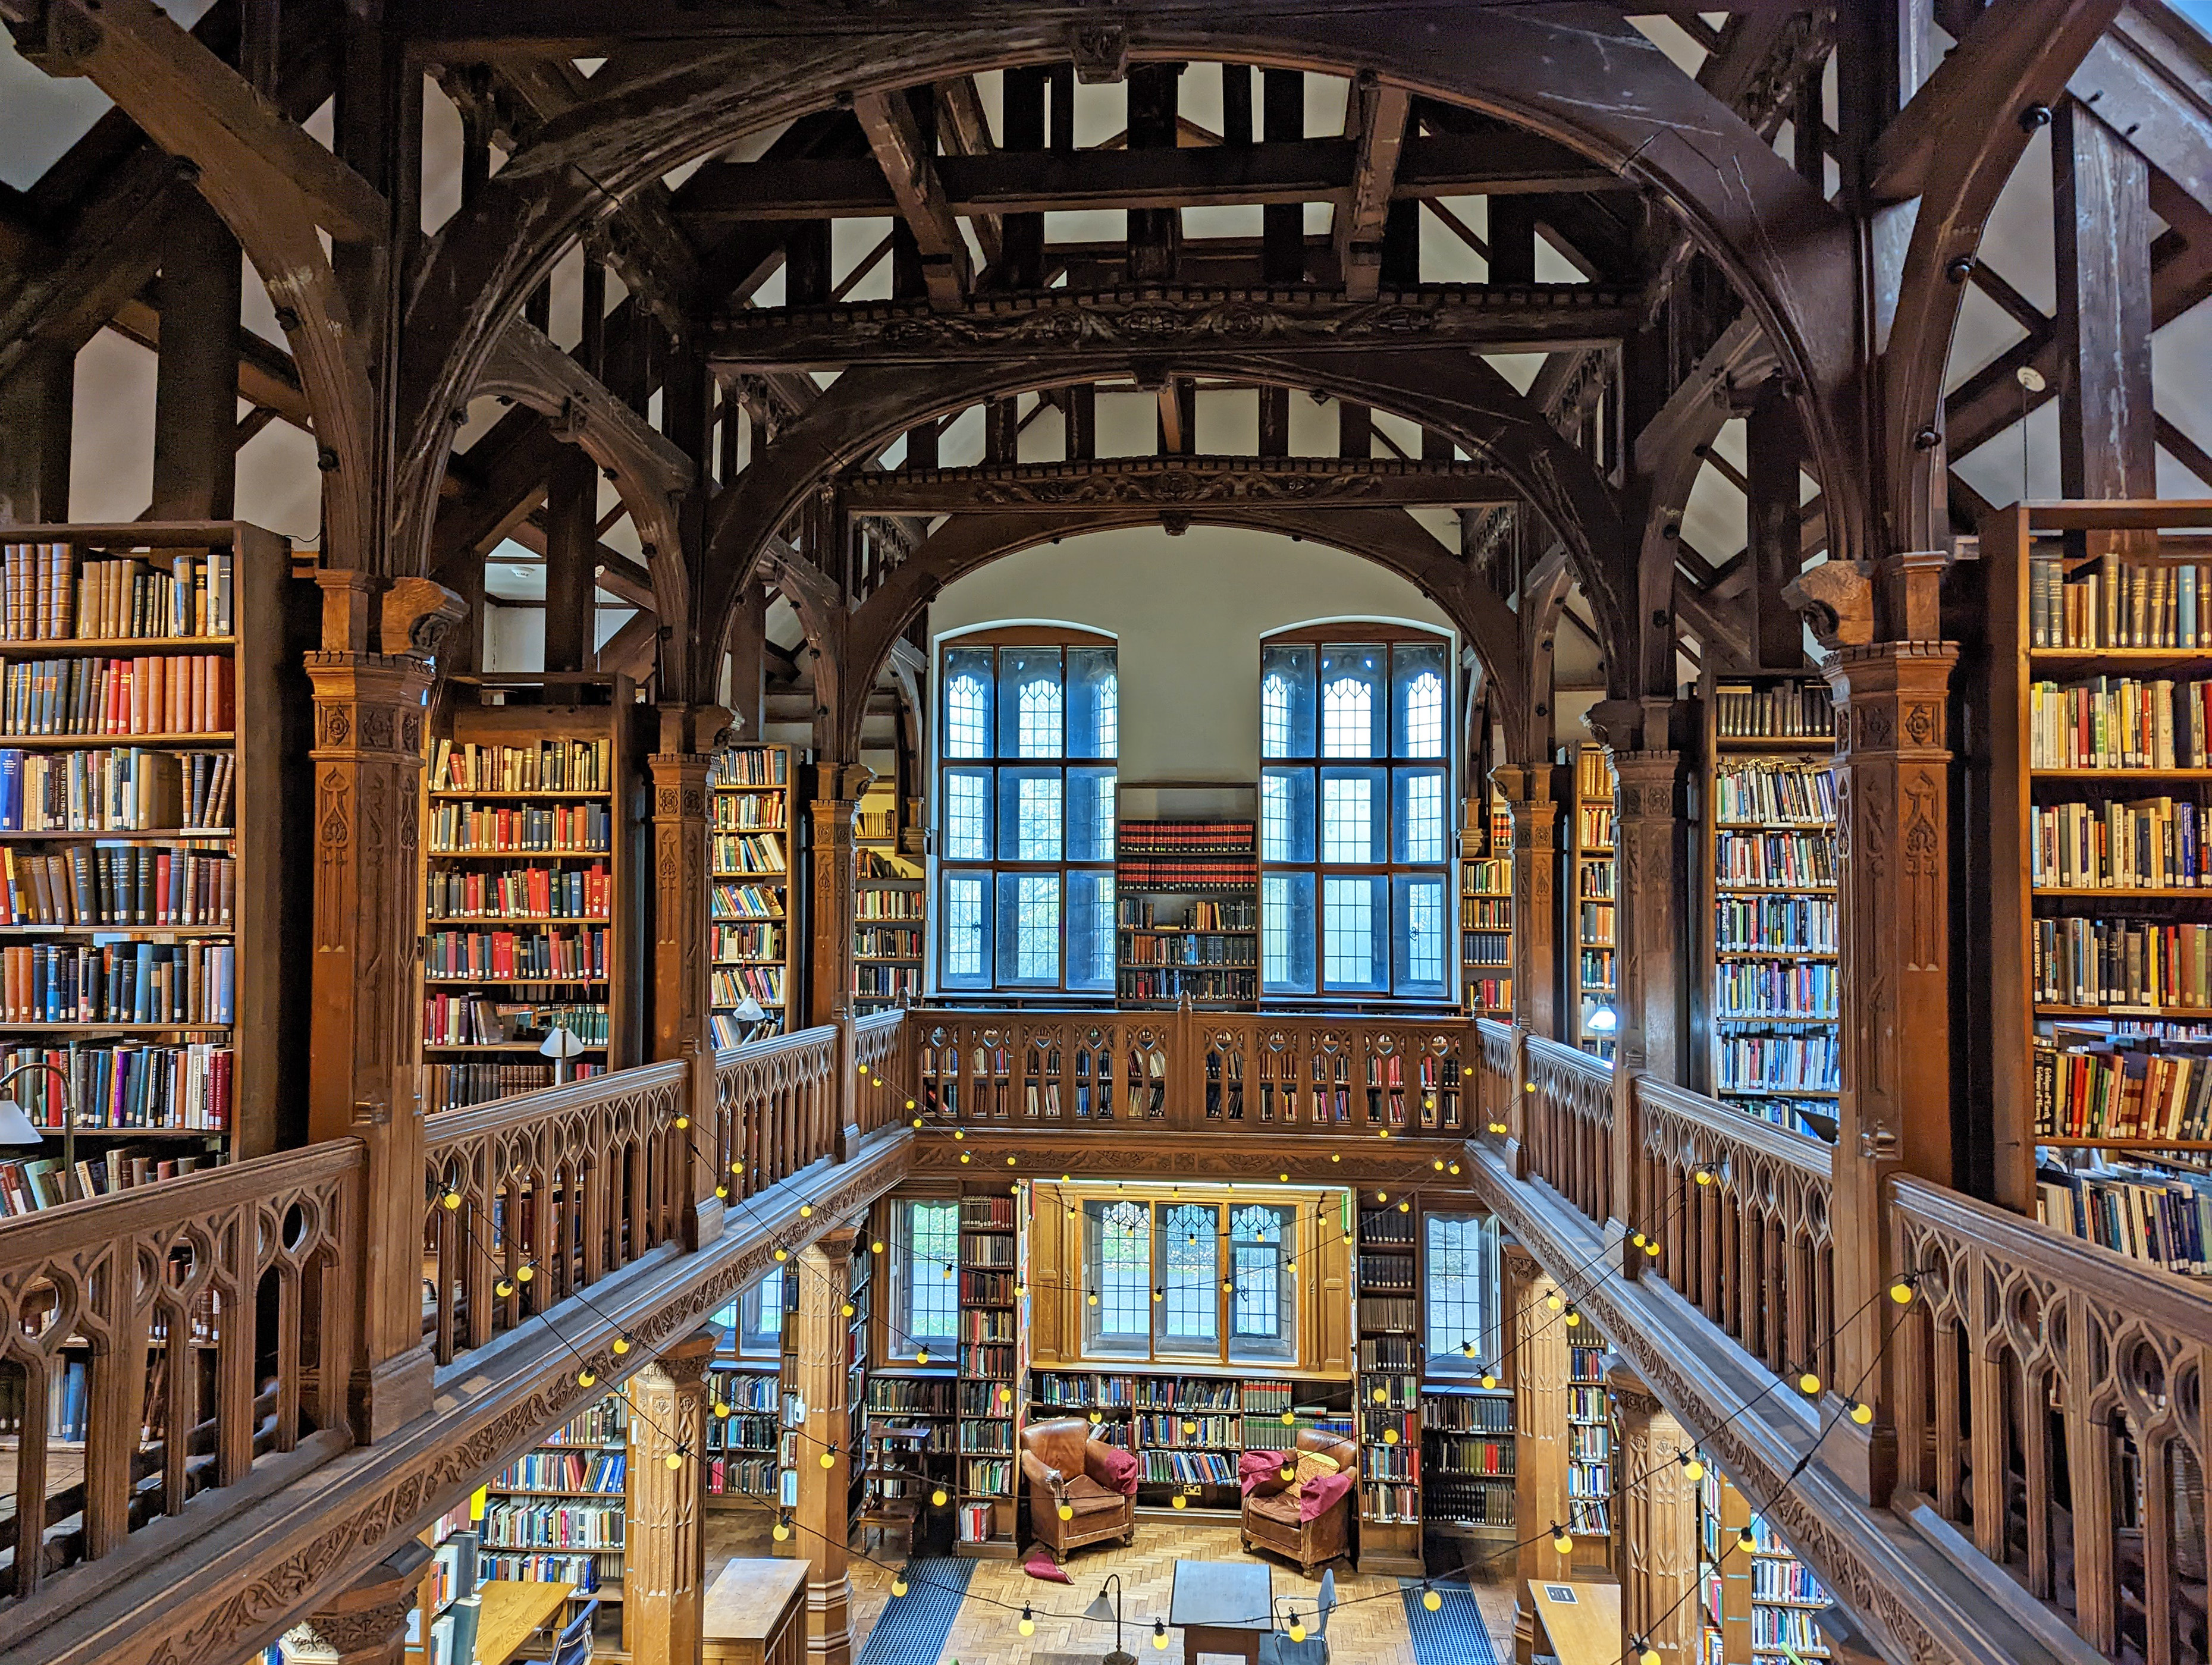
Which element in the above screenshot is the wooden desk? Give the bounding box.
[1169,1559,1273,1665]
[704,1557,809,1665]
[1528,1579,1621,1665]
[473,1580,576,1665]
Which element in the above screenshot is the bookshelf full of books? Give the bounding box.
[1115,819,1259,1006]
[478,1394,632,1650]
[1989,513,2212,1274]
[423,687,638,1109]
[1696,1460,1832,1662]
[1702,676,1841,1138]
[1355,1201,1424,1574]
[702,1362,782,1506]
[0,524,310,1207]
[956,1190,1024,1554]
[1565,1343,1612,1545]
[854,782,924,1013]
[1421,1385,1514,1538]
[1571,746,1617,1060]
[1462,799,1513,1017]
[711,745,795,1042]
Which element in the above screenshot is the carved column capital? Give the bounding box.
[284,1542,432,1665]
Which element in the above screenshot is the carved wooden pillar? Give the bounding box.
[652,705,724,1248]
[1611,1372,1700,1665]
[794,1229,858,1665]
[629,1328,717,1665]
[308,572,462,1442]
[282,1541,431,1665]
[1789,555,1958,1507]
[1492,765,1561,1044]
[808,763,871,1154]
[1506,1244,1573,1665]
[0,343,73,524]
[1606,746,1684,1258]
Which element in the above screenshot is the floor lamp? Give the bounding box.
[0,1060,91,1198]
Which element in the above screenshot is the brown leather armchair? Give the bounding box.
[1019,1416,1137,1559]
[1241,1428,1359,1578]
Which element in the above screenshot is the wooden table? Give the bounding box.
[472,1579,576,1665]
[1169,1559,1274,1665]
[1527,1579,1621,1665]
[704,1556,810,1665]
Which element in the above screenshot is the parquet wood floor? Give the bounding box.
[705,1512,1517,1665]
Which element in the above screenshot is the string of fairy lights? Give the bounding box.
[431,1052,1921,1662]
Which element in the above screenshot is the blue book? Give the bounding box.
[2183,564,2198,651]
[0,748,20,831]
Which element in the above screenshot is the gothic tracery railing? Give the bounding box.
[1524,1035,1614,1224]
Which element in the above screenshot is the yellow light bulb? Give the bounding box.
[1279,1465,1294,1482]
[674,1114,689,1130]
[1058,1503,1074,1521]
[1798,1370,1821,1396]
[917,1348,930,1364]
[1450,1162,1462,1173]
[1007,1156,1017,1167]
[1433,1160,1445,1171]
[1684,1457,1705,1482]
[495,1280,514,1299]
[1552,1526,1573,1553]
[799,1203,813,1217]
[441,1191,461,1212]
[1088,1292,1099,1306]
[773,1519,790,1542]
[1423,1588,1442,1613]
[892,1576,909,1597]
[1014,1284,1027,1299]
[905,1099,916,1110]
[1376,1190,1388,1202]
[1171,1493,1187,1510]
[1630,1232,1646,1248]
[1090,1410,1103,1425]
[959,1153,970,1164]
[774,1248,788,1261]
[664,1452,683,1471]
[1645,1238,1661,1257]
[1695,1167,1714,1186]
[1641,1648,1662,1665]
[1372,1387,1387,1404]
[1378,1129,1389,1139]
[1222,1279,1233,1293]
[1384,1428,1400,1445]
[1289,1620,1307,1643]
[1281,1410,1295,1425]
[713,1401,730,1418]
[1480,1373,1497,1390]
[872,1240,884,1254]
[998,1386,1013,1404]
[716,1185,729,1199]
[1019,1611,1036,1638]
[1890,1280,1915,1305]
[732,1161,745,1175]
[612,1336,630,1355]
[933,1487,948,1506]
[1564,1309,1582,1328]
[1850,1399,1874,1426]
[516,1263,534,1283]
[578,1369,596,1387]
[1398,1201,1410,1213]
[1154,1624,1170,1650]
[953,1129,964,1140]
[1546,1293,1562,1312]
[1331,1153,1340,1163]
[820,1451,836,1469]
[841,1302,855,1318]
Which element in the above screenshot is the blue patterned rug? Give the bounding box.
[1400,1576,1503,1665]
[856,1556,974,1665]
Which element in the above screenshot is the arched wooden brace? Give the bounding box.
[699,350,1631,703]
[1516,546,1578,766]
[1870,0,2123,557]
[393,11,1861,593]
[472,319,697,642]
[754,538,852,764]
[829,504,1532,765]
[19,0,383,574]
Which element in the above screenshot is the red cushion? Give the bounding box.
[1091,1443,1140,1496]
[1239,1449,1292,1496]
[1298,1469,1354,1522]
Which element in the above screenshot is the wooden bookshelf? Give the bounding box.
[1115,818,1258,1007]
[1461,797,1513,1017]
[1565,1342,1612,1548]
[955,1189,1022,1555]
[422,686,639,1109]
[711,744,795,1042]
[1355,1201,1424,1574]
[853,781,923,1015]
[1698,1462,1833,1661]
[1698,673,1840,1137]
[703,1361,783,1507]
[1571,745,1617,1060]
[1420,1385,1514,1541]
[479,1395,631,1652]
[0,523,312,1191]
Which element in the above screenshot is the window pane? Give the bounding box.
[943,648,994,758]
[1393,642,1450,758]
[1260,766,1314,863]
[1260,645,1316,759]
[1319,645,1385,758]
[1393,767,1449,863]
[738,1267,782,1353]
[1086,1198,1152,1357]
[1156,1202,1221,1353]
[999,647,1065,758]
[1067,871,1116,992]
[940,875,990,987]
[1229,1202,1295,1365]
[1319,767,1385,864]
[942,768,993,861]
[997,768,1064,862]
[896,1200,961,1356]
[996,871,1061,985]
[1068,767,1117,863]
[1068,648,1118,759]
[1394,873,1449,995]
[1322,874,1388,991]
[1262,872,1316,994]
[1425,1212,1494,1372]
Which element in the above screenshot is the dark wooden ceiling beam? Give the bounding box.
[837,454,1520,513]
[1336,77,1413,301]
[852,89,971,310]
[936,77,1006,272]
[674,130,1626,224]
[708,284,1643,369]
[107,290,311,431]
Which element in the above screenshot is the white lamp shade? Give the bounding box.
[1587,1003,1618,1035]
[0,1098,43,1148]
[538,1026,586,1060]
[735,997,767,1023]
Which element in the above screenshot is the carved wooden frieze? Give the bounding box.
[837,455,1517,513]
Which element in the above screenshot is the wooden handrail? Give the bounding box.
[1524,1035,1614,1224]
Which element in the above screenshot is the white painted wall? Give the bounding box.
[928,525,1456,787]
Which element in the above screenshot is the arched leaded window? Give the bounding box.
[1159,1201,1220,1349]
[1229,1203,1294,1361]
[1257,632,1455,1001]
[937,633,1117,995]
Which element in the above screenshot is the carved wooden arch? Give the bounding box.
[393,10,1861,596]
[473,321,696,637]
[833,502,1528,760]
[752,538,849,759]
[1874,0,2125,557]
[699,349,1630,701]
[1514,546,1577,765]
